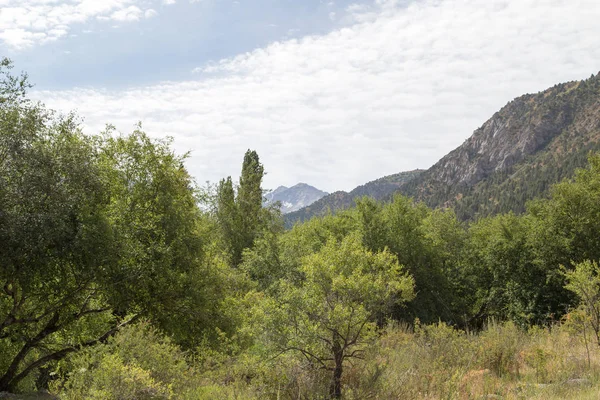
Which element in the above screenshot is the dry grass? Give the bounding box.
[338,320,600,400]
[52,319,600,399]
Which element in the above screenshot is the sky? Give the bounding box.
[1,0,599,192]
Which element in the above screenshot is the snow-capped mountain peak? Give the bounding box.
[264,183,328,214]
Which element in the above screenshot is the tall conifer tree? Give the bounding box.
[215,150,265,266]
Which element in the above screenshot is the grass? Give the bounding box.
[48,318,600,399]
[336,320,600,399]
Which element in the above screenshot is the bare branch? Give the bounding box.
[8,315,140,390]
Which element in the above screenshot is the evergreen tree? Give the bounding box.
[238,150,265,248]
[215,150,267,266]
[216,176,243,264]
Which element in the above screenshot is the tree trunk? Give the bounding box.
[329,345,344,399]
[0,314,137,393]
[0,313,60,392]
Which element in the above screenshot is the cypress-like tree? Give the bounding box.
[216,176,243,265]
[237,150,265,253]
[215,150,266,266]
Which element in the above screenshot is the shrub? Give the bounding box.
[478,320,524,377]
[58,354,173,400]
[51,321,193,398]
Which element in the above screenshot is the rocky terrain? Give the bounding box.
[264,183,328,214]
[285,169,423,226]
[287,72,600,224]
[401,72,600,219]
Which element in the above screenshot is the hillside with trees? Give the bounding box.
[400,72,600,220]
[285,169,424,227]
[288,73,600,224]
[3,59,600,399]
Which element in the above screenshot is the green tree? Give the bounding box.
[520,153,600,321]
[0,99,115,391]
[0,57,30,106]
[240,231,282,291]
[215,150,275,267]
[465,213,554,326]
[379,194,451,323]
[528,154,600,267]
[237,150,265,248]
[354,196,386,252]
[0,61,211,391]
[420,209,470,325]
[255,234,414,399]
[564,260,600,346]
[216,176,243,264]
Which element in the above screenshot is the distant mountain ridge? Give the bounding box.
[265,183,328,214]
[284,169,424,226]
[286,72,600,225]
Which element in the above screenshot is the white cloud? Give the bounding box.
[34,0,600,192]
[163,0,176,4]
[110,6,143,22]
[0,0,159,49]
[145,9,159,18]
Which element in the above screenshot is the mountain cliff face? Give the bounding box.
[285,169,424,226]
[400,72,600,219]
[286,72,600,225]
[265,183,328,214]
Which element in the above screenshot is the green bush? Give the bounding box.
[51,321,192,399]
[58,354,173,400]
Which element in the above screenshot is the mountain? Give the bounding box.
[286,72,600,225]
[265,183,328,214]
[400,72,600,220]
[285,169,424,226]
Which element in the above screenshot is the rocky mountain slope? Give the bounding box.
[285,169,423,226]
[265,183,328,214]
[286,72,600,225]
[400,72,600,220]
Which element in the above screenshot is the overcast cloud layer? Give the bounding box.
[33,0,600,192]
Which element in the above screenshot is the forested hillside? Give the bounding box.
[4,60,600,399]
[285,169,423,226]
[289,73,600,224]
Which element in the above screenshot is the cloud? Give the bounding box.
[145,9,159,19]
[0,0,160,49]
[34,0,600,192]
[110,6,143,22]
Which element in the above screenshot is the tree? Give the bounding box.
[240,230,282,291]
[420,208,470,325]
[379,194,450,323]
[0,57,30,106]
[564,260,600,346]
[237,150,265,247]
[0,60,209,391]
[521,153,600,322]
[255,234,414,399]
[528,154,600,267]
[465,213,558,326]
[216,176,243,264]
[354,196,386,252]
[215,150,281,267]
